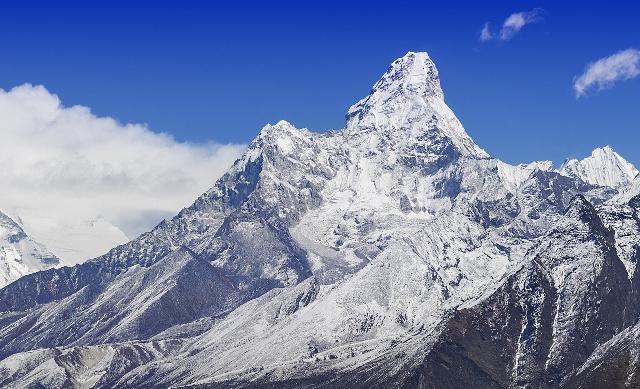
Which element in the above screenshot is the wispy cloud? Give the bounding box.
[499,9,542,40]
[479,22,492,42]
[574,49,640,97]
[480,9,542,43]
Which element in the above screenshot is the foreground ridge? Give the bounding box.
[1,52,639,389]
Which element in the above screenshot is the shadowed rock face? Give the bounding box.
[1,52,640,389]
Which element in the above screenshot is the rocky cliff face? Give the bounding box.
[0,52,639,389]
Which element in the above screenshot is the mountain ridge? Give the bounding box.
[0,51,639,389]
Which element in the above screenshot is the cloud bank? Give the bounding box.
[480,9,542,42]
[574,49,640,97]
[0,84,246,262]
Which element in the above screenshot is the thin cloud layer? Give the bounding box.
[480,9,542,42]
[479,22,492,42]
[574,48,640,97]
[0,84,246,261]
[499,9,542,40]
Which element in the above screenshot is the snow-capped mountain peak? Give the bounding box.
[254,120,306,155]
[362,51,444,101]
[560,146,639,189]
[0,210,59,287]
[346,51,487,159]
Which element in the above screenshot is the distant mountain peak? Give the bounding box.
[0,210,59,287]
[560,146,639,189]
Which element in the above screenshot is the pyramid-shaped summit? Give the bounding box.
[364,51,444,100]
[346,52,488,158]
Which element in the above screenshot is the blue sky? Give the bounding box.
[1,0,638,166]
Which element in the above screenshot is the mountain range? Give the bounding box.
[1,51,639,388]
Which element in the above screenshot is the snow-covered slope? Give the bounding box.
[0,52,639,389]
[0,211,59,287]
[560,146,639,189]
[497,159,554,192]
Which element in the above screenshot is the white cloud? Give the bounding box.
[0,84,246,263]
[479,22,492,42]
[574,49,640,97]
[479,9,542,43]
[499,9,542,41]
